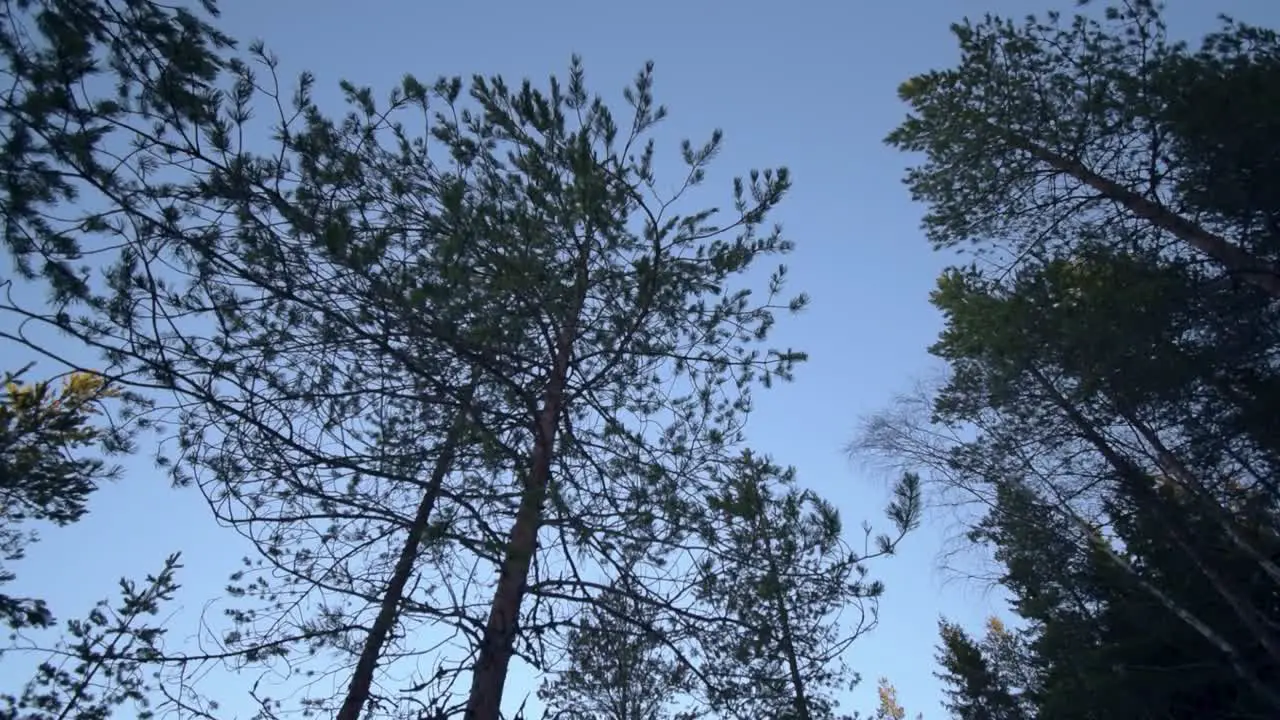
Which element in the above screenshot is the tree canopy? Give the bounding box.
[861,1,1280,718]
[4,0,1278,719]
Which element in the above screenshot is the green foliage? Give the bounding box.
[887,0,1170,255]
[193,55,807,717]
[0,555,184,720]
[935,618,1029,720]
[0,17,825,711]
[916,242,1280,717]
[0,0,856,707]
[887,0,1280,295]
[694,453,920,720]
[0,0,233,304]
[538,569,693,720]
[1154,18,1280,257]
[871,2,1280,719]
[0,366,187,720]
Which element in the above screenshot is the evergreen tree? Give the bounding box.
[1154,17,1280,262]
[0,3,242,710]
[0,367,121,630]
[2,34,814,716]
[861,230,1280,717]
[0,0,234,304]
[537,568,693,720]
[694,452,920,720]
[918,253,1280,716]
[865,3,1280,718]
[872,678,921,720]
[0,553,184,720]
[0,366,184,719]
[214,58,806,720]
[537,456,918,720]
[887,0,1280,297]
[934,619,1029,720]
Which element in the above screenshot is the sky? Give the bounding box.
[4,0,1279,718]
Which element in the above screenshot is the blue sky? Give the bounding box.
[5,0,1279,718]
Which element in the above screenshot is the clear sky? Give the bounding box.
[5,0,1278,718]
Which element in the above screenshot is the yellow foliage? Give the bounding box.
[58,371,119,411]
[985,616,1008,638]
[876,677,906,720]
[2,369,118,447]
[897,77,925,101]
[3,370,116,412]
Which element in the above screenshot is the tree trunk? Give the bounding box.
[765,548,812,720]
[1123,412,1280,588]
[1008,134,1280,298]
[464,328,576,720]
[1028,367,1280,686]
[337,384,475,720]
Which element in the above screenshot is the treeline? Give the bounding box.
[0,1,1275,719]
[861,2,1280,718]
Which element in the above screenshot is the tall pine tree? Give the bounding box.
[866,2,1280,718]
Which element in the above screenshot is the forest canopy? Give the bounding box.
[1,0,1276,719]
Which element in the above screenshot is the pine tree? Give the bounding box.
[0,366,185,719]
[887,0,1280,297]
[694,452,920,720]
[0,0,234,304]
[1153,17,1280,262]
[537,567,692,720]
[863,4,1280,717]
[0,3,240,708]
[0,37,813,715]
[0,367,122,630]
